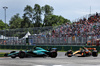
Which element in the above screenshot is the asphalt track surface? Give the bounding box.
[0,51,100,66]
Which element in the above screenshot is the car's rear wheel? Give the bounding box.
[19,51,25,58]
[50,52,57,58]
[92,51,98,57]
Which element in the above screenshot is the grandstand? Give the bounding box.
[28,12,100,46]
[0,13,100,46]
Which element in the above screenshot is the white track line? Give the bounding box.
[53,65,62,66]
[34,65,46,66]
[34,65,63,66]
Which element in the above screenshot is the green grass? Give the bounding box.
[58,51,67,52]
[0,49,20,50]
[0,52,5,57]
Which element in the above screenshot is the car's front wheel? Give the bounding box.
[66,50,73,57]
[11,55,16,58]
[10,51,16,58]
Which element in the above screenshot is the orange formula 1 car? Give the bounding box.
[65,47,98,57]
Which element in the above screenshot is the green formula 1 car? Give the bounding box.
[4,47,57,58]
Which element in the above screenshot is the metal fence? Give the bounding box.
[0,27,53,45]
[28,34,98,45]
[0,27,98,46]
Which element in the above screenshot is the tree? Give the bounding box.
[33,4,42,27]
[22,5,33,28]
[9,13,23,29]
[43,15,70,26]
[42,5,54,26]
[21,16,31,28]
[0,20,5,30]
[24,5,33,20]
[42,5,54,16]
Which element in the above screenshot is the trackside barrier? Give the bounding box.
[0,45,99,51]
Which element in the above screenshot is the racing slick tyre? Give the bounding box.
[11,55,16,58]
[65,52,72,57]
[67,54,72,57]
[65,50,73,57]
[92,51,98,57]
[10,51,16,58]
[50,52,57,58]
[19,51,26,58]
[10,51,16,54]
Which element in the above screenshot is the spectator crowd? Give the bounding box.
[33,12,100,45]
